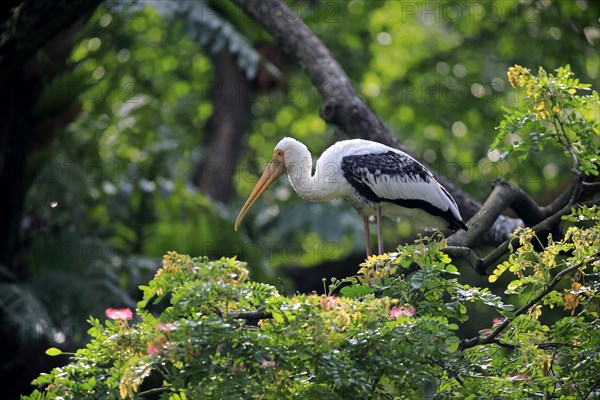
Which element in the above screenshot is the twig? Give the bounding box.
[458,262,581,351]
[368,373,384,400]
[136,387,169,398]
[552,110,580,173]
[583,375,600,400]
[535,342,579,350]
[490,338,516,349]
[572,372,585,399]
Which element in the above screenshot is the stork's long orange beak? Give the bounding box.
[234,154,286,231]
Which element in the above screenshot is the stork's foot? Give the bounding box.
[363,216,372,257]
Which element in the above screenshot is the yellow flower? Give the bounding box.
[507,65,530,88]
[507,67,519,88]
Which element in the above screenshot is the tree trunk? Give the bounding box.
[193,48,257,204]
[0,79,30,273]
[0,0,99,272]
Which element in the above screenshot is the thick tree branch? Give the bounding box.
[449,180,524,248]
[445,171,599,274]
[448,178,579,248]
[233,0,523,242]
[193,47,256,203]
[458,261,585,351]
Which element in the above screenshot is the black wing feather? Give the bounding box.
[341,151,467,231]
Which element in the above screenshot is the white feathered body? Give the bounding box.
[275,137,466,231]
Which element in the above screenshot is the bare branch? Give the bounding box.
[444,173,592,274]
[136,387,169,398]
[491,338,516,349]
[448,178,579,249]
[583,375,600,400]
[449,180,524,248]
[582,180,600,187]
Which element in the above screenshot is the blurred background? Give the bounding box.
[1,0,598,397]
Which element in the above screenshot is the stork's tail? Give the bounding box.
[437,183,468,231]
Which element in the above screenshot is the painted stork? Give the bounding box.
[234,137,467,256]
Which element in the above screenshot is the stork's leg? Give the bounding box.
[376,206,383,255]
[363,216,372,257]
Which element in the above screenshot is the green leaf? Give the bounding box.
[498,309,516,319]
[45,347,63,356]
[410,271,424,289]
[82,377,97,390]
[340,284,373,298]
[87,326,100,337]
[445,264,459,274]
[31,374,53,386]
[271,311,284,323]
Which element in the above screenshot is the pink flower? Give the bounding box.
[157,322,175,332]
[319,295,337,310]
[492,317,503,326]
[105,308,133,321]
[390,305,416,318]
[147,344,160,355]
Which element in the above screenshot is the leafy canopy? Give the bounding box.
[25,203,600,399]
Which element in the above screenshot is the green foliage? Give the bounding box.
[331,233,514,323]
[149,0,272,79]
[24,251,457,399]
[456,207,600,399]
[494,65,600,175]
[24,207,600,398]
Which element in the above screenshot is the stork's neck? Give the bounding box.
[285,147,328,201]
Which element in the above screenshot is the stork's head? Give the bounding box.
[234,138,298,231]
